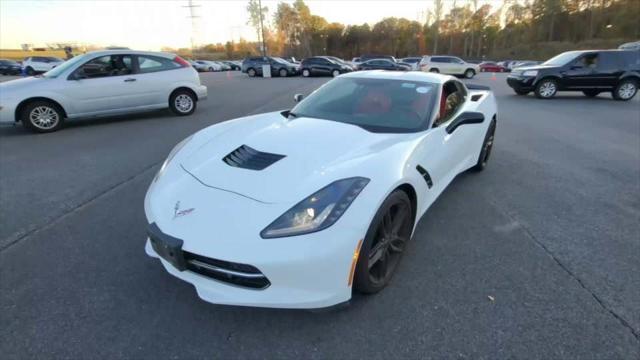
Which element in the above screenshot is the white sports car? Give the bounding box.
[144,71,497,309]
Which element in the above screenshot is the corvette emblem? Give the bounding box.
[173,201,195,219]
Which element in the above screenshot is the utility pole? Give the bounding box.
[258,0,266,56]
[183,0,201,55]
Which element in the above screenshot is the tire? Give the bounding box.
[514,89,529,96]
[471,119,496,172]
[279,68,288,77]
[208,67,214,72]
[353,190,414,294]
[612,79,638,101]
[21,100,64,133]
[25,66,35,76]
[302,69,310,77]
[169,89,197,116]
[583,90,601,98]
[247,68,256,77]
[464,69,475,79]
[429,68,439,73]
[534,78,558,99]
[332,69,340,77]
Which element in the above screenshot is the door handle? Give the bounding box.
[124,78,136,82]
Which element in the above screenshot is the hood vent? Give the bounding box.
[222,145,286,170]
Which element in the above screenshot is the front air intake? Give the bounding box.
[222,145,285,170]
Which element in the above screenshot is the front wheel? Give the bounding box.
[279,68,288,77]
[169,90,197,116]
[302,69,310,77]
[353,190,414,294]
[247,68,256,77]
[429,68,439,73]
[471,119,496,172]
[22,100,64,133]
[332,69,340,77]
[25,67,35,76]
[612,79,638,101]
[535,78,558,99]
[464,69,476,79]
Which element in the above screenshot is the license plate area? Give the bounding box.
[148,223,187,271]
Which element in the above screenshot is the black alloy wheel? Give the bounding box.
[354,190,413,294]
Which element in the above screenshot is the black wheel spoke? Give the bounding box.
[368,242,385,269]
[388,235,405,253]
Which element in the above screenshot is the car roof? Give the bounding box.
[341,70,452,84]
[82,49,176,59]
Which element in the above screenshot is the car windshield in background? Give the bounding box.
[42,54,87,78]
[291,77,437,133]
[543,51,581,66]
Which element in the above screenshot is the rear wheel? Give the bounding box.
[332,69,340,77]
[169,89,196,116]
[583,90,601,98]
[22,100,64,133]
[25,66,35,76]
[302,69,310,77]
[429,68,439,73]
[247,68,256,77]
[279,68,288,77]
[612,79,638,101]
[353,190,414,294]
[471,119,496,172]
[464,69,476,79]
[535,78,558,99]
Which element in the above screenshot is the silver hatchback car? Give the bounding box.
[0,50,207,132]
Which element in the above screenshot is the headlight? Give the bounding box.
[523,70,538,77]
[261,177,370,238]
[153,135,193,182]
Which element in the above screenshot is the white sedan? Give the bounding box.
[145,71,497,309]
[0,50,207,132]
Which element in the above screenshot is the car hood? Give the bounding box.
[179,112,413,204]
[0,76,49,93]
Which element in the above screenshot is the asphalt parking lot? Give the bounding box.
[1,71,639,359]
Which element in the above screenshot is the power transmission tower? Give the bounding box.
[183,0,201,55]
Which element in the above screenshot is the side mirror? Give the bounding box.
[446,111,484,134]
[294,94,304,103]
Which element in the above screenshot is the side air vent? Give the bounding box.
[222,145,286,171]
[416,165,433,189]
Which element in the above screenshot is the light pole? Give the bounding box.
[258,0,267,56]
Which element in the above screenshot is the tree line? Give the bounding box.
[178,0,639,61]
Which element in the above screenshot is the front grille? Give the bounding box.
[222,145,285,170]
[183,251,270,290]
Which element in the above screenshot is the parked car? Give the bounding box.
[196,60,222,72]
[357,59,410,71]
[241,56,298,77]
[419,56,480,78]
[22,56,64,75]
[351,57,363,67]
[0,59,22,75]
[143,71,497,309]
[221,61,241,70]
[506,49,639,100]
[479,61,507,73]
[400,57,422,71]
[0,50,207,132]
[188,60,208,72]
[512,60,541,69]
[359,54,397,63]
[619,41,640,51]
[300,56,353,77]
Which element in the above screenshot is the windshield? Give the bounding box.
[543,51,582,66]
[42,54,89,78]
[272,57,290,65]
[290,77,437,133]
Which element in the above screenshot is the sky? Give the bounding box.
[0,0,500,51]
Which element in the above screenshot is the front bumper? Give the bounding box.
[0,100,17,124]
[143,172,366,309]
[506,75,536,91]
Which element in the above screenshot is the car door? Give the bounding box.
[315,58,333,75]
[561,52,599,89]
[449,57,466,75]
[134,54,187,106]
[593,52,624,88]
[59,54,143,116]
[413,80,475,197]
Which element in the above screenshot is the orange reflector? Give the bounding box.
[348,239,364,287]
